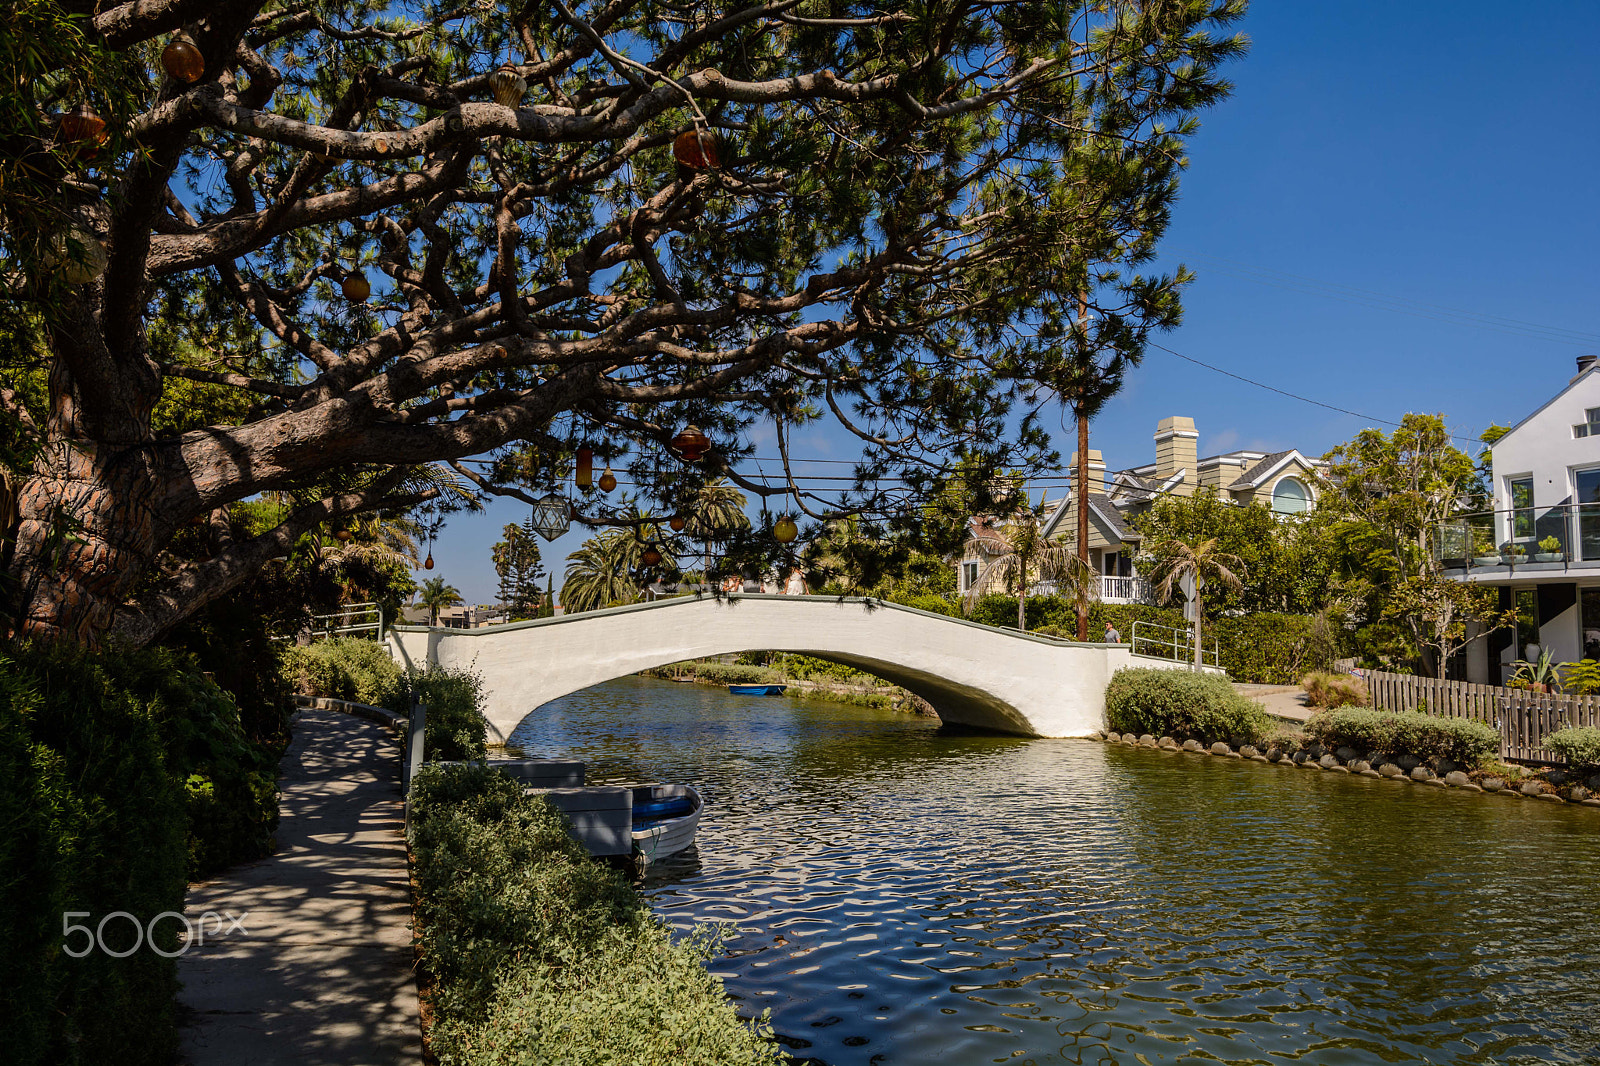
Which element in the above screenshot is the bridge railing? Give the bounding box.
[306,602,384,642]
[1130,620,1218,668]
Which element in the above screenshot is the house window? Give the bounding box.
[1573,408,1600,438]
[1271,476,1309,514]
[1509,477,1535,542]
[1577,468,1600,561]
[962,562,979,590]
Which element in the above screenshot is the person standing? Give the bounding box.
[1103,620,1121,644]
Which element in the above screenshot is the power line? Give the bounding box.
[1148,341,1492,447]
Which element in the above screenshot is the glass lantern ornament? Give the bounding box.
[641,547,663,567]
[529,493,572,542]
[669,513,686,532]
[162,36,205,82]
[672,129,720,169]
[423,552,434,570]
[489,64,527,108]
[598,466,617,493]
[575,447,593,488]
[334,527,352,542]
[47,225,108,283]
[341,272,371,303]
[59,103,109,156]
[670,425,710,463]
[773,515,799,544]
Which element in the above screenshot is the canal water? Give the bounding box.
[508,676,1600,1066]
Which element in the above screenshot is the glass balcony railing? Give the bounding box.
[1435,502,1600,570]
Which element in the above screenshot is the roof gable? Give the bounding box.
[1494,362,1600,450]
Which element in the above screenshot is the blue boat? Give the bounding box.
[728,683,787,696]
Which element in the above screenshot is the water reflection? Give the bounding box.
[510,676,1600,1065]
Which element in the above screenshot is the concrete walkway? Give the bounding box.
[177,708,421,1065]
[1235,682,1316,723]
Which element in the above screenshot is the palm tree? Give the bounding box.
[683,477,749,578]
[561,529,644,613]
[417,576,464,626]
[1147,537,1245,669]
[963,512,1096,632]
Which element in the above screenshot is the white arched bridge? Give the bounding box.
[387,594,1195,744]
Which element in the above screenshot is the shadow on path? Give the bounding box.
[177,708,420,1065]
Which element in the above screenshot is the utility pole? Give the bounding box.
[1075,290,1091,642]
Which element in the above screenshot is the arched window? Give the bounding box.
[1272,476,1310,515]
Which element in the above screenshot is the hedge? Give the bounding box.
[1303,708,1501,768]
[1543,726,1600,769]
[280,637,404,705]
[0,642,281,1066]
[384,664,490,762]
[409,764,780,1064]
[1104,667,1271,745]
[959,595,1334,683]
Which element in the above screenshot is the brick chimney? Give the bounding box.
[1154,416,1197,497]
[1069,449,1107,496]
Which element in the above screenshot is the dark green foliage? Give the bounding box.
[1104,667,1271,745]
[1304,708,1501,768]
[0,644,190,1066]
[386,664,489,762]
[1543,726,1600,769]
[409,764,779,1064]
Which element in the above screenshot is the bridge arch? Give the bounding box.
[387,594,1177,743]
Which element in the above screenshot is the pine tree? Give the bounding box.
[492,521,544,620]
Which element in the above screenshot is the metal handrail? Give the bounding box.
[307,601,384,641]
[1130,619,1219,668]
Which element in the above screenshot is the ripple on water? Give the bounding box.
[510,677,1600,1065]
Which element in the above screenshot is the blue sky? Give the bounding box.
[428,2,1600,606]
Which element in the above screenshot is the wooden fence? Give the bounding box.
[1344,667,1600,764]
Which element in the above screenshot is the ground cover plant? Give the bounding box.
[1543,726,1600,770]
[1302,671,1370,709]
[408,763,780,1065]
[1303,708,1500,768]
[1105,667,1270,746]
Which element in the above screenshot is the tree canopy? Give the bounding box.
[0,0,1245,647]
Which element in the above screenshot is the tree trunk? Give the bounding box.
[1018,575,1027,632]
[1193,589,1204,670]
[1076,409,1090,642]
[6,440,169,647]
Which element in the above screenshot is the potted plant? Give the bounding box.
[1509,648,1563,693]
[1500,541,1527,565]
[1535,535,1564,563]
[1472,530,1501,568]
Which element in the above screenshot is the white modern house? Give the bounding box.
[1443,356,1600,680]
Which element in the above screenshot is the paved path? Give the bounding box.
[177,708,421,1065]
[1234,683,1316,723]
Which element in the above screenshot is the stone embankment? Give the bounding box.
[1093,730,1600,808]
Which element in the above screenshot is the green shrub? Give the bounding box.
[1104,667,1270,745]
[1302,671,1369,709]
[385,664,488,761]
[682,662,780,685]
[1544,726,1600,768]
[1303,708,1501,767]
[279,638,403,705]
[0,644,190,1066]
[409,764,779,1064]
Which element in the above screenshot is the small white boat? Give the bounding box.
[630,783,702,862]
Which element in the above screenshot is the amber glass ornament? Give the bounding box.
[162,36,205,83]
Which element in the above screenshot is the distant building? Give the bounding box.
[954,415,1326,605]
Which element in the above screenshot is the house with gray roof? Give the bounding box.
[952,416,1326,606]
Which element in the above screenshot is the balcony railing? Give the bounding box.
[1027,576,1155,604]
[1436,502,1600,571]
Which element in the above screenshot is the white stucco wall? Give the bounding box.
[388,594,1203,743]
[1491,364,1600,530]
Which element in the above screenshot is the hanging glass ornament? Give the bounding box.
[598,466,617,493]
[575,447,593,488]
[45,225,107,283]
[672,129,720,169]
[161,36,206,83]
[59,103,109,156]
[489,64,528,108]
[529,493,572,541]
[671,425,710,462]
[341,272,371,303]
[773,515,799,544]
[669,513,686,532]
[641,546,663,567]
